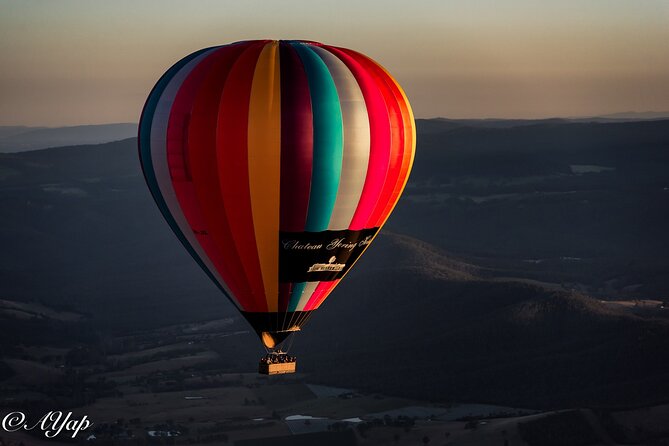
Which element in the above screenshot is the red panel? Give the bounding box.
[363,58,414,227]
[217,41,269,312]
[304,280,339,310]
[166,47,247,301]
[187,42,256,309]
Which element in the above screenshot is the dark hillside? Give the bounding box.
[1,120,668,409]
[390,119,669,298]
[299,233,669,409]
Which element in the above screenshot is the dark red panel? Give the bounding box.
[279,42,313,232]
[216,41,269,312]
[187,42,256,309]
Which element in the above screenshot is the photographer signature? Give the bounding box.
[2,411,92,439]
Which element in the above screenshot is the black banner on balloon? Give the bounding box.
[279,227,380,282]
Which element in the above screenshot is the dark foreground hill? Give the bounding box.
[1,120,668,410]
[300,232,669,409]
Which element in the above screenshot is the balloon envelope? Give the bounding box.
[138,40,415,348]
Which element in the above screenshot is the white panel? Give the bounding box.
[294,282,320,312]
[311,46,371,230]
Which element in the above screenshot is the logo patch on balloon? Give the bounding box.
[279,228,379,282]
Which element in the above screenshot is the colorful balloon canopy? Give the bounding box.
[138,40,415,348]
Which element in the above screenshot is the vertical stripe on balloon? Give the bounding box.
[336,48,404,228]
[305,280,339,310]
[294,282,319,311]
[279,42,313,233]
[139,49,208,236]
[309,45,371,231]
[290,42,344,232]
[143,47,244,309]
[367,60,417,227]
[166,46,244,308]
[217,41,269,312]
[300,45,416,312]
[248,42,282,312]
[324,46,391,231]
[188,43,254,309]
[287,282,306,312]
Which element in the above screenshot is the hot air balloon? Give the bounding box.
[138,40,415,374]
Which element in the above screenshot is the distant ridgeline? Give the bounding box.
[0,123,138,152]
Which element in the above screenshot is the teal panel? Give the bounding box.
[287,282,306,312]
[290,42,344,232]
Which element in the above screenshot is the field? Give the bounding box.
[2,316,668,445]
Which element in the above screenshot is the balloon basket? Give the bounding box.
[258,352,297,375]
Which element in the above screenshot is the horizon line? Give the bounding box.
[3,110,669,128]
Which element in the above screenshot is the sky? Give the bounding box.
[1,0,668,126]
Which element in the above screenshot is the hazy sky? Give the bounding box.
[1,0,668,126]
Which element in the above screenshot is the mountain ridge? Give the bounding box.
[0,123,138,153]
